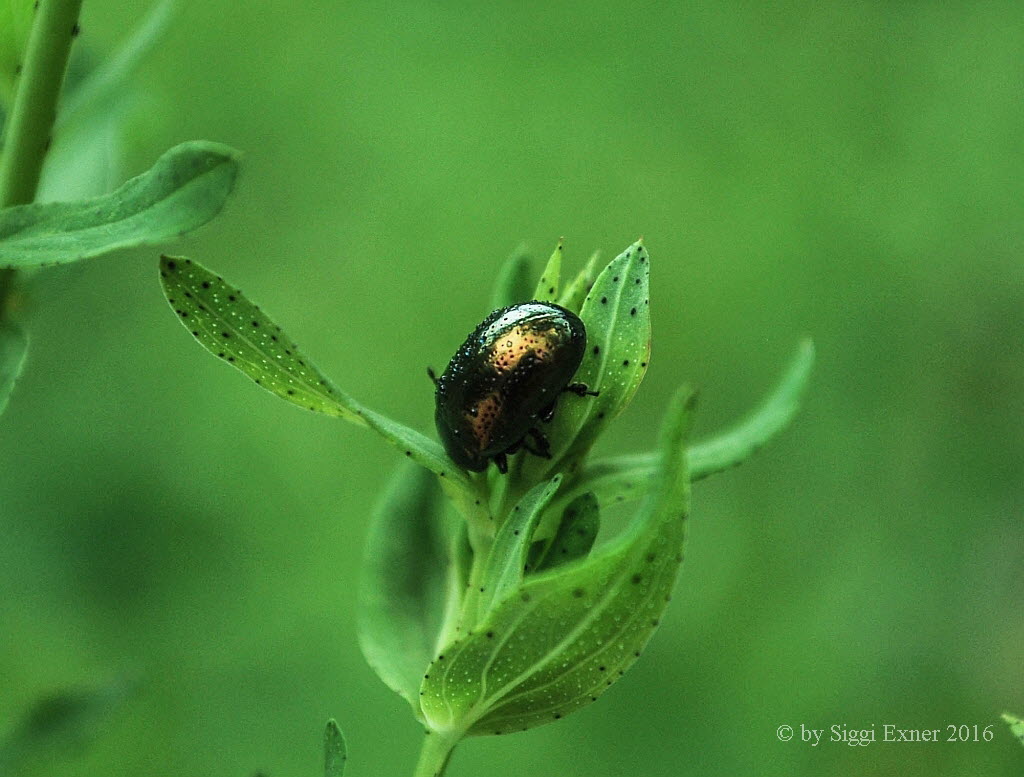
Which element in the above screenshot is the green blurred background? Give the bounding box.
[2,1,1022,775]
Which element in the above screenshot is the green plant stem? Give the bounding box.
[412,731,458,777]
[0,0,82,206]
[458,520,493,631]
[0,0,84,308]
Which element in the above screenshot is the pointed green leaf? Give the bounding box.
[0,320,28,416]
[159,256,468,487]
[532,240,562,302]
[160,255,366,422]
[527,492,599,573]
[420,388,695,738]
[0,141,239,268]
[558,249,600,314]
[489,244,532,311]
[1005,713,1024,748]
[323,719,347,777]
[477,474,562,617]
[568,338,815,507]
[357,464,450,718]
[363,413,469,489]
[570,240,651,426]
[522,240,651,482]
[686,337,814,479]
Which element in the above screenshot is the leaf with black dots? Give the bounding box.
[476,473,562,618]
[323,719,347,777]
[570,339,816,502]
[159,256,468,487]
[522,240,651,482]
[0,321,28,417]
[531,240,562,302]
[489,244,533,311]
[0,141,238,268]
[160,255,365,421]
[528,491,599,573]
[420,389,694,737]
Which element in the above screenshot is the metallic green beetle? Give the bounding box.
[431,302,596,473]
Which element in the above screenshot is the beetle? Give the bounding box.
[429,301,597,473]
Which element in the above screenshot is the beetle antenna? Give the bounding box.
[427,366,439,386]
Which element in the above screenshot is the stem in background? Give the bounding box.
[0,0,83,206]
[0,0,85,309]
[412,731,458,777]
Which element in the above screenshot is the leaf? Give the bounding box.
[357,463,449,719]
[570,240,651,425]
[686,337,814,479]
[566,338,815,507]
[0,0,33,106]
[551,455,650,514]
[557,249,600,314]
[0,141,239,268]
[1005,713,1024,748]
[521,240,651,482]
[476,474,562,617]
[0,320,28,416]
[531,240,562,302]
[489,244,532,311]
[420,388,695,737]
[527,492,599,573]
[159,256,364,421]
[359,410,469,489]
[323,719,347,777]
[159,256,469,488]
[0,680,130,773]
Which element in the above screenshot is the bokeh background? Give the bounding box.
[2,1,1022,775]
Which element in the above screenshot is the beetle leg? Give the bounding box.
[526,427,552,459]
[564,382,599,398]
[538,401,557,423]
[427,366,439,386]
[495,438,524,473]
[493,452,509,474]
[520,441,545,458]
[516,434,548,458]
